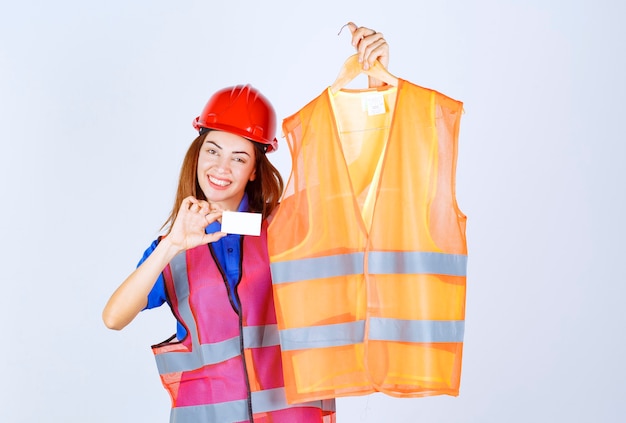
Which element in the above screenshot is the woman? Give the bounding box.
[102,22,390,423]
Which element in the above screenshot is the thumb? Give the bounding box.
[203,231,227,245]
[346,21,357,34]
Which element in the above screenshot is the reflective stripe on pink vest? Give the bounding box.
[152,224,336,423]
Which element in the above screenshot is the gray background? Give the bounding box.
[1,0,624,421]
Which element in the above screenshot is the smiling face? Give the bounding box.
[197,130,257,211]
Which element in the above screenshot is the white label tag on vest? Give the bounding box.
[362,93,386,116]
[221,211,262,236]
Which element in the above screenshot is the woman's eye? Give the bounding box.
[207,148,218,155]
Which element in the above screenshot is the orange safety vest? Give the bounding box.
[152,223,336,422]
[268,79,467,404]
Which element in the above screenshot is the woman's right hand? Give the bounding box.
[102,196,225,330]
[166,196,226,252]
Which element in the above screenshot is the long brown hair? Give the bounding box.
[161,131,284,234]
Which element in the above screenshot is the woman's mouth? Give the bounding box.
[209,175,231,187]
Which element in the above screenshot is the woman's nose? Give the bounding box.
[215,157,230,173]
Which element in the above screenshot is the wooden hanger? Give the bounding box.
[330,54,398,94]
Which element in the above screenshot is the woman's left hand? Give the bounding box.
[346,21,389,87]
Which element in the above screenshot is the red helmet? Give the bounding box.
[193,84,278,153]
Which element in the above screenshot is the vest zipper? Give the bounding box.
[239,307,255,422]
[207,242,255,422]
[234,237,255,422]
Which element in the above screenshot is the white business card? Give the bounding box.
[221,211,262,236]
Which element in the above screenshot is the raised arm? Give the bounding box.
[102,197,225,330]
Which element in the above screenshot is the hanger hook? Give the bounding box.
[337,23,350,36]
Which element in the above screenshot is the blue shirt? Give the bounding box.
[140,195,249,339]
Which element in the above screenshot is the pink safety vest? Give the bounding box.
[152,223,336,422]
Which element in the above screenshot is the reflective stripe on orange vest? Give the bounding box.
[271,252,467,283]
[152,225,336,422]
[279,319,464,350]
[268,79,467,404]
